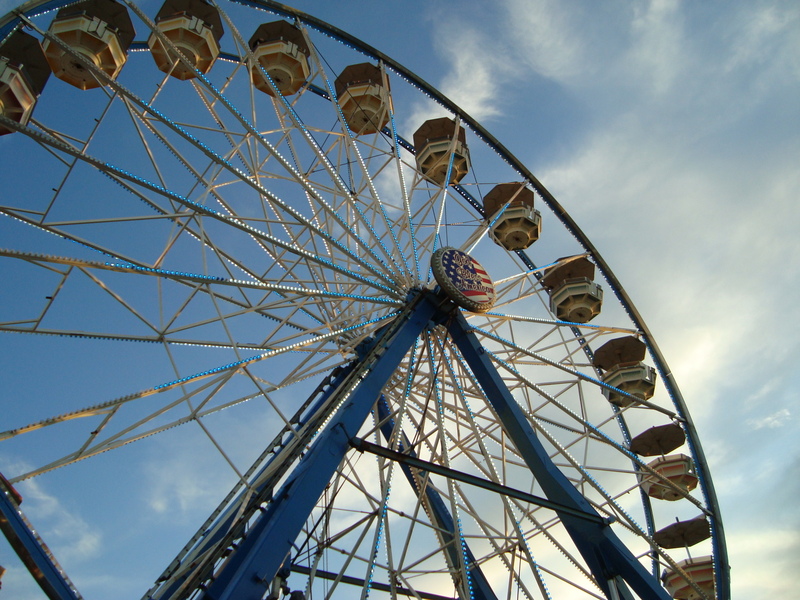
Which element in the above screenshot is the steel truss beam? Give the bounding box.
[198,290,446,600]
[447,311,671,600]
[147,363,362,600]
[2,290,674,600]
[288,565,456,600]
[353,438,606,526]
[193,294,672,600]
[376,399,498,600]
[0,476,82,600]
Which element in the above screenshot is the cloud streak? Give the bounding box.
[8,466,103,562]
[420,1,799,597]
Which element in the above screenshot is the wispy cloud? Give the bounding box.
[728,527,800,597]
[748,408,791,430]
[23,483,102,559]
[724,3,800,79]
[496,0,800,395]
[416,0,800,431]
[422,2,799,597]
[143,428,244,521]
[435,26,509,121]
[146,451,230,518]
[0,458,103,566]
[502,0,589,84]
[403,13,511,136]
[626,0,686,96]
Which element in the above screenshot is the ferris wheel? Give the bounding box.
[0,1,729,599]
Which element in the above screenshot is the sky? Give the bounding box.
[1,0,798,599]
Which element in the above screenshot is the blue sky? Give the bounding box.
[1,1,798,599]
[389,1,800,597]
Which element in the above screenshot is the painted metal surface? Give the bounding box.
[0,477,82,600]
[447,311,672,600]
[198,292,442,600]
[376,399,498,600]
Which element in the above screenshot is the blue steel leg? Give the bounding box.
[377,398,498,600]
[148,364,360,600]
[447,311,671,600]
[199,291,443,600]
[0,478,82,600]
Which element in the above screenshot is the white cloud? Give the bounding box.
[141,407,286,521]
[747,408,791,430]
[502,0,588,84]
[416,0,799,452]
[499,0,800,395]
[726,528,800,598]
[724,3,800,79]
[143,429,243,520]
[403,15,511,136]
[469,6,800,597]
[435,26,509,121]
[626,0,686,96]
[1,459,103,564]
[146,454,230,518]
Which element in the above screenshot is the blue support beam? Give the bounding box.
[147,364,360,600]
[1,288,676,600]
[0,476,82,600]
[199,291,443,600]
[377,398,498,600]
[447,311,671,600]
[355,437,607,526]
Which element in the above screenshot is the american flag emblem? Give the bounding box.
[432,247,496,312]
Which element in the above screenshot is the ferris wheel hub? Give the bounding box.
[431,247,496,313]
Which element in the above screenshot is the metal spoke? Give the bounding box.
[0,3,726,600]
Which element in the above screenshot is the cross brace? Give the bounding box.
[2,290,675,600]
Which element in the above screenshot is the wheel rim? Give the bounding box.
[0,2,727,599]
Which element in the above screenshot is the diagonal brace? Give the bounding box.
[198,291,443,600]
[375,399,498,600]
[447,311,671,600]
[0,475,82,600]
[353,437,607,526]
